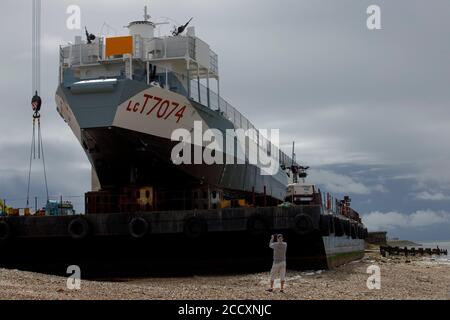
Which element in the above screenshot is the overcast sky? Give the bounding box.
[0,0,449,241]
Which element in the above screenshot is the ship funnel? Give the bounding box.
[127,6,155,39]
[128,21,155,39]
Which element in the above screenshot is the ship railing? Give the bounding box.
[60,36,219,84]
[60,39,104,68]
[188,78,293,167]
[147,36,218,75]
[145,36,194,60]
[59,36,211,76]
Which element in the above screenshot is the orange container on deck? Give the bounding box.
[105,36,133,57]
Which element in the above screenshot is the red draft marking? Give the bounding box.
[175,106,187,123]
[147,96,163,116]
[164,102,180,120]
[141,94,153,114]
[126,94,188,123]
[126,100,133,112]
[157,100,170,118]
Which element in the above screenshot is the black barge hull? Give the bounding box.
[0,206,366,278]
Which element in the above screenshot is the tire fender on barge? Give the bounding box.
[293,214,315,236]
[129,217,150,239]
[184,216,208,239]
[68,217,91,240]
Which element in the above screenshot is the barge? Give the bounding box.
[0,204,367,277]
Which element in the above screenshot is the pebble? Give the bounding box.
[0,253,449,300]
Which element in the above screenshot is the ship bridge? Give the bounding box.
[59,12,219,106]
[58,10,296,170]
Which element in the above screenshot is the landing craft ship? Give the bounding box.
[56,9,290,210]
[0,8,367,276]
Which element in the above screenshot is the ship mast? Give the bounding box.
[287,142,309,184]
[144,5,151,21]
[291,142,298,184]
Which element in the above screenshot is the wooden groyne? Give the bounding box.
[380,245,448,257]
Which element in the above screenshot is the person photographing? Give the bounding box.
[267,234,287,293]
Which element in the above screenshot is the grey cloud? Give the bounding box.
[363,210,450,241]
[415,191,450,201]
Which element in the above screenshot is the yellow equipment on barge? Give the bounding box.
[0,200,30,217]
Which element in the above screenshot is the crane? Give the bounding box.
[27,0,49,208]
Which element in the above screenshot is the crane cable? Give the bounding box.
[27,0,49,208]
[32,0,40,95]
